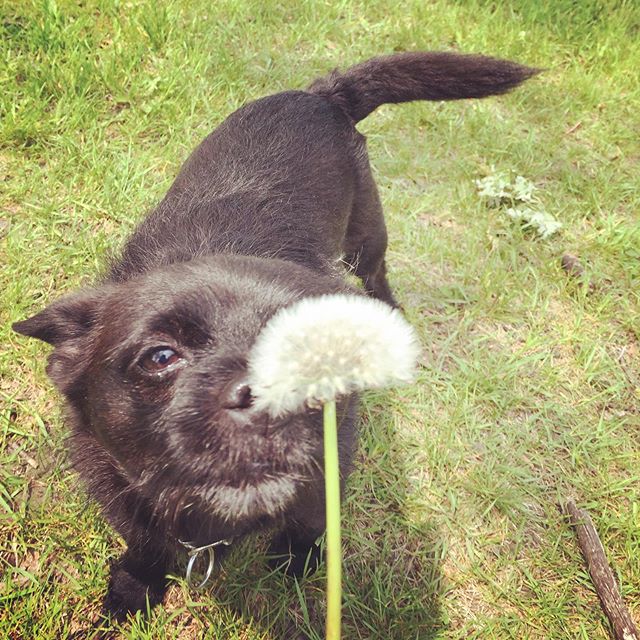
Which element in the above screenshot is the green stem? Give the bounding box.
[323,399,341,640]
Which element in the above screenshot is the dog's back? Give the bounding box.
[109,92,358,281]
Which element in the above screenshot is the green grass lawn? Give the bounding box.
[2,0,639,638]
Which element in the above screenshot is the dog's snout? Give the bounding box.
[221,380,253,411]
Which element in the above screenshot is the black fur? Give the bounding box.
[309,51,539,122]
[13,52,536,619]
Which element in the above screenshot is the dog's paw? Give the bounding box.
[102,562,167,622]
[268,534,323,578]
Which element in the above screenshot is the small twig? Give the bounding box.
[562,500,639,640]
[565,121,583,135]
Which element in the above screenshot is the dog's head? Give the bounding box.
[14,255,357,539]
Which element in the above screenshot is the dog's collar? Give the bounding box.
[178,538,233,590]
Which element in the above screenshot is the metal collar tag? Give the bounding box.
[178,538,233,590]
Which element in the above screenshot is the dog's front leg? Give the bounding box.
[99,490,173,620]
[70,433,173,620]
[268,482,329,578]
[104,539,172,621]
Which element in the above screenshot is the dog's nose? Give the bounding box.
[221,380,253,411]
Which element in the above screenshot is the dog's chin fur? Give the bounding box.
[12,51,537,619]
[205,476,300,518]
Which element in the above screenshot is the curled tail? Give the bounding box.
[308,51,539,123]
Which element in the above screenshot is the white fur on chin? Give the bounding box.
[204,477,298,521]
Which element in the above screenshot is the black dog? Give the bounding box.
[14,52,537,619]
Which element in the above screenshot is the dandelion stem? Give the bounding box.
[323,399,341,640]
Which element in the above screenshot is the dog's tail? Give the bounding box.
[308,52,539,123]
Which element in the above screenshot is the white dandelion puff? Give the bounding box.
[247,294,420,417]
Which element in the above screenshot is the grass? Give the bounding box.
[1,0,639,637]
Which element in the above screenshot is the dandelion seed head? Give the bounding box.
[247,294,420,417]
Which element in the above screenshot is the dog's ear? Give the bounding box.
[13,289,101,346]
[13,289,105,395]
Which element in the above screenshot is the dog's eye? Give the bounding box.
[139,347,182,373]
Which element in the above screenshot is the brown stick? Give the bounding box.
[562,500,639,640]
